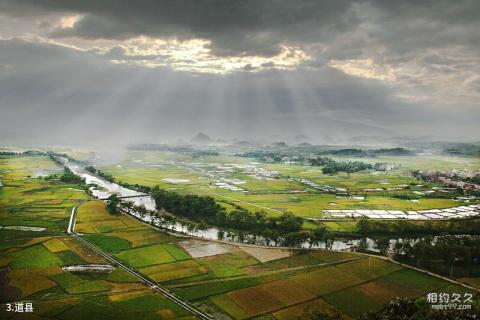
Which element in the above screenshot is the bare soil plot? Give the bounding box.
[353,278,413,303]
[179,239,233,258]
[238,246,291,262]
[241,264,270,274]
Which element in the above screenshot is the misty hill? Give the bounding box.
[127,144,193,152]
[442,143,480,157]
[292,134,310,142]
[270,141,288,148]
[191,132,211,144]
[320,147,414,157]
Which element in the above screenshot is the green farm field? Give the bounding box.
[2,153,479,319]
[0,155,196,319]
[72,198,476,319]
[98,151,479,221]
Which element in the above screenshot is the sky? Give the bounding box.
[0,0,479,146]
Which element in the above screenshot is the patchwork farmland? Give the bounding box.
[1,152,479,319]
[70,199,476,319]
[0,155,196,319]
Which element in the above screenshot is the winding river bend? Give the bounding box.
[63,159,462,252]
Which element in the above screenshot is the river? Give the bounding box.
[63,159,427,252]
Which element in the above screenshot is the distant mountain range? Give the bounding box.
[191,132,211,144]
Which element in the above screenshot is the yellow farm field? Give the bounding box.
[109,289,151,302]
[140,260,208,282]
[43,238,69,252]
[8,268,61,297]
[210,294,250,320]
[292,265,364,296]
[110,228,173,247]
[292,258,403,296]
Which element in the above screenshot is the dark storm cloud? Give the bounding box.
[0,1,479,145]
[0,39,405,143]
[0,0,356,56]
[1,0,479,59]
[1,38,477,146]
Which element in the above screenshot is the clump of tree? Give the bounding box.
[308,157,372,175]
[318,147,413,157]
[300,306,343,319]
[84,166,97,174]
[60,167,85,184]
[192,150,220,157]
[468,175,480,184]
[390,193,417,200]
[117,181,152,193]
[442,143,480,157]
[359,297,478,320]
[394,236,480,277]
[368,148,414,156]
[106,194,120,215]
[152,186,222,220]
[236,151,291,162]
[47,151,88,166]
[84,166,115,183]
[216,210,303,234]
[0,150,46,157]
[151,185,308,242]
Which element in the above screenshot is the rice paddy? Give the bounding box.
[0,155,195,319]
[1,153,478,319]
[99,151,480,222]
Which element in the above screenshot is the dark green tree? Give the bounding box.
[106,194,120,215]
